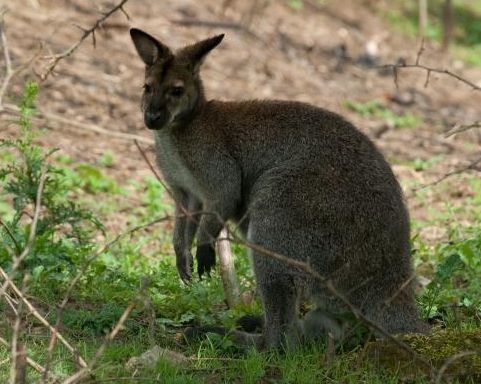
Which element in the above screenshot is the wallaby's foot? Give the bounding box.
[183,325,265,349]
[183,325,230,342]
[236,314,264,333]
[196,244,216,278]
[176,251,193,284]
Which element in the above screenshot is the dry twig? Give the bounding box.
[61,295,144,384]
[0,267,89,369]
[0,12,44,105]
[444,121,481,138]
[40,0,130,80]
[379,41,481,92]
[1,103,154,144]
[9,276,28,384]
[411,155,481,194]
[0,11,13,105]
[435,351,480,384]
[0,170,46,300]
[0,336,46,375]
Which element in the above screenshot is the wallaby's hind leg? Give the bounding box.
[253,261,300,348]
[364,285,429,336]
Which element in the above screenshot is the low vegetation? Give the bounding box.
[0,80,480,382]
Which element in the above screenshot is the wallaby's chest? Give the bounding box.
[154,132,204,199]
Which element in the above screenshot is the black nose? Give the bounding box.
[145,110,169,129]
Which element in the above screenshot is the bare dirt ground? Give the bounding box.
[2,0,481,241]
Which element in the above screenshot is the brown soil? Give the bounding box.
[1,0,481,242]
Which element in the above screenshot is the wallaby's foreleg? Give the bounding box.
[173,190,202,283]
[196,201,237,278]
[196,216,223,278]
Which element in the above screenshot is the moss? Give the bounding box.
[360,328,481,382]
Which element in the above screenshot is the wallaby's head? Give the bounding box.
[130,29,224,130]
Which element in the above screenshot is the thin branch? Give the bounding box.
[415,37,425,66]
[9,275,27,384]
[55,215,172,326]
[1,103,154,145]
[379,43,481,92]
[0,218,21,254]
[435,351,480,384]
[0,169,46,300]
[40,0,130,80]
[134,140,190,218]
[62,296,144,384]
[411,155,481,193]
[39,215,173,382]
[0,12,13,105]
[0,336,46,375]
[0,14,43,105]
[444,121,481,138]
[0,267,89,369]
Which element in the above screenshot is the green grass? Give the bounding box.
[343,99,422,129]
[383,0,481,67]
[1,82,480,382]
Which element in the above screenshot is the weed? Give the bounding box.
[343,99,422,129]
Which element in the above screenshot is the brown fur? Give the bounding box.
[130,29,427,349]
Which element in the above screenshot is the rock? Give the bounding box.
[126,345,190,369]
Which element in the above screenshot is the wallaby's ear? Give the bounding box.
[130,28,172,66]
[179,34,225,72]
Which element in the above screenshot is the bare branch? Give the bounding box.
[444,121,481,138]
[435,351,480,384]
[0,336,46,375]
[0,15,43,105]
[0,267,89,369]
[415,37,425,65]
[56,215,172,320]
[411,155,481,193]
[217,227,240,308]
[1,103,154,145]
[0,218,21,254]
[134,140,191,218]
[40,0,130,80]
[62,295,144,384]
[0,12,13,105]
[9,276,28,384]
[379,40,481,92]
[0,169,46,300]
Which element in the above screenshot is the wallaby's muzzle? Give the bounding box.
[144,109,170,130]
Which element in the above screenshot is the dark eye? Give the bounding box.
[143,84,152,93]
[170,86,184,97]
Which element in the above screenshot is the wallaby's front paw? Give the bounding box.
[176,252,193,283]
[196,244,216,278]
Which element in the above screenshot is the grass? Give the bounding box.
[0,83,480,382]
[383,0,481,67]
[343,99,422,129]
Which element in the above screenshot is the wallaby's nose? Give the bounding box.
[144,109,169,130]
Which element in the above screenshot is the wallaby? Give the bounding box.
[130,29,427,349]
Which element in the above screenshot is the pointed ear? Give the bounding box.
[179,34,225,71]
[130,28,172,66]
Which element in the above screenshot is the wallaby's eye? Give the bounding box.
[170,86,184,97]
[143,84,152,93]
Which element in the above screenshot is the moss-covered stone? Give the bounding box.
[360,328,481,382]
